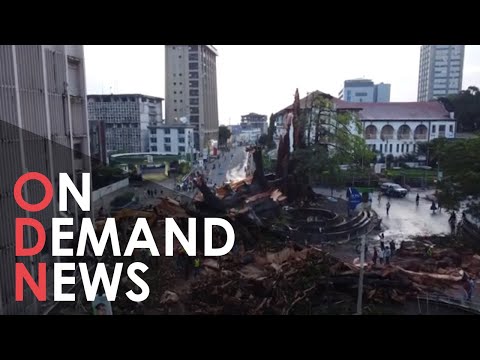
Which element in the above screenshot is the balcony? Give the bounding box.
[414,134,428,140]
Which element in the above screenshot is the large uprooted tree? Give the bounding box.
[276,90,373,200]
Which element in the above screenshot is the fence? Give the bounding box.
[92,178,129,203]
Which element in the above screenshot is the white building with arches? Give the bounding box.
[340,101,456,157]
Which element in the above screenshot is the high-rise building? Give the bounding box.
[338,79,391,102]
[165,45,219,151]
[417,45,465,102]
[87,94,163,154]
[0,45,91,314]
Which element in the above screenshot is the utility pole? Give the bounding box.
[356,235,366,315]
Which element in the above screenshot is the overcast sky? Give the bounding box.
[84,45,480,125]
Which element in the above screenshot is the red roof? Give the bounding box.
[336,101,452,121]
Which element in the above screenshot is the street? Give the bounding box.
[204,146,249,185]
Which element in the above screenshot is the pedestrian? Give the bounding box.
[372,247,378,265]
[389,240,396,257]
[380,240,385,251]
[430,200,437,214]
[416,193,420,207]
[386,201,391,216]
[385,246,391,265]
[193,257,201,278]
[378,247,384,265]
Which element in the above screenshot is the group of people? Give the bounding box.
[370,233,397,266]
[176,248,202,280]
[144,188,158,199]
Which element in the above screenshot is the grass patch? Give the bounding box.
[387,168,437,178]
[143,172,168,182]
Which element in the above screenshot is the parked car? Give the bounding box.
[380,182,408,198]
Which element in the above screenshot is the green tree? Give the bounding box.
[258,133,268,146]
[292,93,373,186]
[441,86,480,132]
[266,113,276,149]
[433,137,480,217]
[218,125,231,146]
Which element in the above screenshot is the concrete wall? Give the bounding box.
[92,178,129,202]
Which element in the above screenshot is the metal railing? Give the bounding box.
[416,292,480,314]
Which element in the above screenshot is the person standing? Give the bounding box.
[385,246,391,265]
[386,201,391,216]
[389,240,396,258]
[378,247,384,265]
[416,193,420,207]
[372,247,378,265]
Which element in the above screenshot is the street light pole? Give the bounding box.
[356,235,366,315]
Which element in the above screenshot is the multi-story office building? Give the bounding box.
[165,45,219,151]
[338,79,391,103]
[417,45,465,101]
[240,113,268,134]
[148,124,194,156]
[0,45,91,314]
[87,94,163,154]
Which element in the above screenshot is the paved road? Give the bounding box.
[204,146,249,186]
[372,190,451,242]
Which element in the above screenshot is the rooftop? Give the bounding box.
[87,94,164,101]
[341,101,452,120]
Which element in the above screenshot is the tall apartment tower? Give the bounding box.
[165,45,219,151]
[0,45,91,314]
[417,45,465,102]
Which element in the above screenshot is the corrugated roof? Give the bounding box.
[340,101,452,120]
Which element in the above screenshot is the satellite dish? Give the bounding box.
[179,116,188,124]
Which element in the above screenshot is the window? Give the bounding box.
[190,107,199,114]
[189,53,198,61]
[355,92,368,97]
[179,73,182,77]
[189,80,199,88]
[174,91,177,94]
[190,89,199,96]
[188,45,198,52]
[178,55,182,59]
[174,100,177,103]
[413,144,416,153]
[432,125,436,133]
[380,144,383,152]
[164,145,171,152]
[74,144,82,159]
[174,108,177,112]
[189,62,199,70]
[178,128,185,134]
[173,82,176,86]
[439,125,445,132]
[190,115,199,123]
[150,129,156,135]
[396,144,399,152]
[389,144,392,153]
[449,125,453,132]
[164,129,170,134]
[165,138,171,143]
[190,98,199,105]
[179,146,185,153]
[372,144,376,151]
[401,144,404,152]
[179,137,185,143]
[180,100,183,103]
[151,146,157,152]
[189,72,198,79]
[150,138,157,143]
[406,144,409,153]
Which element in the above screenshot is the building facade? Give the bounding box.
[345,101,456,156]
[0,45,91,314]
[417,45,465,101]
[87,94,163,154]
[240,113,268,133]
[165,45,219,151]
[89,120,107,164]
[338,79,391,102]
[148,124,194,156]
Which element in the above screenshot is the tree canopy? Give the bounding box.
[441,86,480,133]
[292,93,373,185]
[218,125,231,146]
[430,137,480,217]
